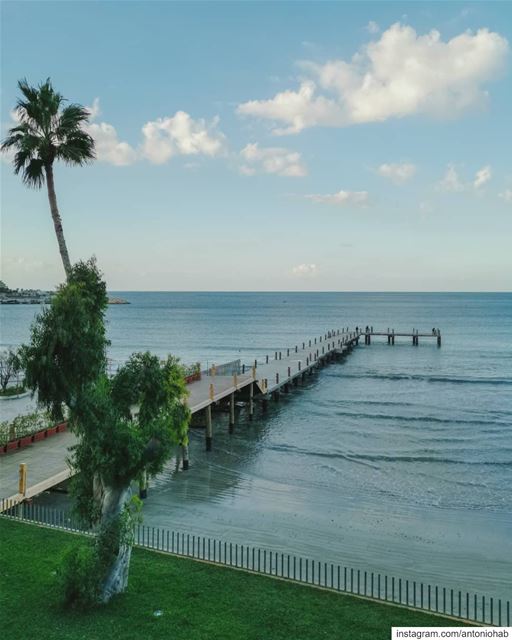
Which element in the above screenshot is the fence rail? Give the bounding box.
[204,359,242,377]
[1,501,509,626]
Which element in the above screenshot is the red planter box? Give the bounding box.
[46,427,57,437]
[6,440,18,452]
[0,445,6,455]
[56,422,68,433]
[33,430,46,442]
[19,435,33,447]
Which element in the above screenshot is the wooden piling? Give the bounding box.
[249,382,254,419]
[205,405,213,451]
[229,393,235,433]
[139,469,148,499]
[181,444,189,470]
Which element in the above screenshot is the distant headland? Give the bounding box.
[0,281,129,305]
[0,280,52,305]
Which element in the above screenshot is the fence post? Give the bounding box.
[18,463,27,496]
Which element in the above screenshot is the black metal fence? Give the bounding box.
[1,501,509,627]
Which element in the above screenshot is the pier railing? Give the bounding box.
[1,502,508,626]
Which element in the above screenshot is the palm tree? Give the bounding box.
[1,78,95,278]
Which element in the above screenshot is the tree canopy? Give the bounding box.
[1,78,94,188]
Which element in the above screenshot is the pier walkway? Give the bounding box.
[0,327,440,507]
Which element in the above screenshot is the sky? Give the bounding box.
[1,1,511,291]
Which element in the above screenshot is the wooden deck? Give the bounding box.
[0,327,440,507]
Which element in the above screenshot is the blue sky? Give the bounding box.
[1,1,511,291]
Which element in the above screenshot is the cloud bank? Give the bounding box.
[237,23,509,134]
[85,100,225,166]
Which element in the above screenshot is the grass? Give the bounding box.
[0,385,25,397]
[0,518,465,640]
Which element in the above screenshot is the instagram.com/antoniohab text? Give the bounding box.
[393,628,511,639]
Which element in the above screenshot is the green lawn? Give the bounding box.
[0,518,463,640]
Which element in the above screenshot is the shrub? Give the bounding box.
[59,542,103,609]
[0,410,54,446]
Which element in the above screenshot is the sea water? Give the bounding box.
[1,292,511,600]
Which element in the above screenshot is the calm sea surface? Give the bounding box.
[1,292,511,600]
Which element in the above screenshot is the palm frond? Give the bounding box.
[4,77,96,175]
[1,122,36,148]
[16,78,63,131]
[1,132,24,151]
[17,78,39,105]
[56,104,92,139]
[55,131,95,165]
[22,158,45,188]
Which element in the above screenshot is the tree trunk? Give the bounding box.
[98,484,133,603]
[44,164,72,279]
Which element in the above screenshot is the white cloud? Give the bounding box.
[292,263,318,277]
[499,189,512,203]
[438,164,465,192]
[240,143,307,176]
[377,162,416,184]
[304,190,369,206]
[87,122,137,166]
[85,99,137,166]
[86,97,101,120]
[366,21,380,34]
[237,23,509,134]
[474,165,491,188]
[438,164,495,193]
[238,81,344,135]
[141,111,225,164]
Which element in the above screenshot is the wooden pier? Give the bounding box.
[0,327,441,507]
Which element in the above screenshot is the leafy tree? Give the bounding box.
[0,348,21,392]
[21,260,190,604]
[21,259,108,421]
[1,79,95,278]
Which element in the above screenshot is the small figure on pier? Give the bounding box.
[432,328,436,335]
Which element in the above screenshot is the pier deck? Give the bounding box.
[0,327,439,506]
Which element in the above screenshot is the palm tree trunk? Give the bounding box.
[44,163,72,278]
